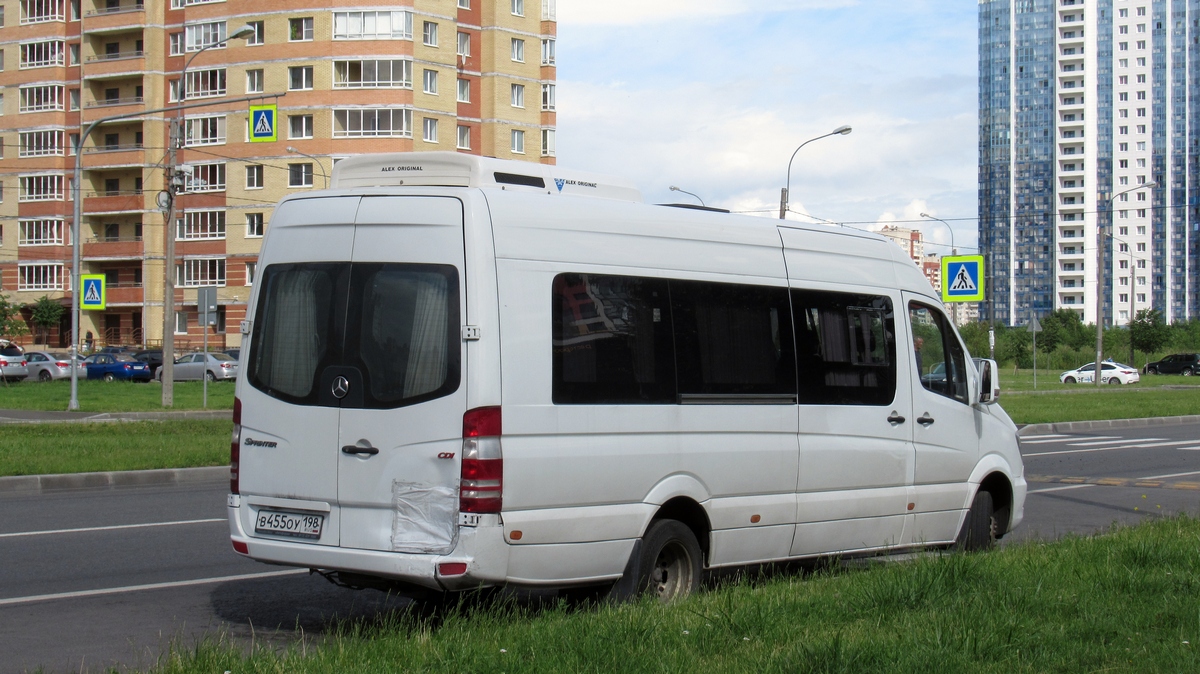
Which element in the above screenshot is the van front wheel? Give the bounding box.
[956,490,996,552]
[637,519,702,603]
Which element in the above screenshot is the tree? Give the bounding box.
[1038,309,1088,351]
[1130,308,1171,362]
[0,293,29,342]
[29,296,64,346]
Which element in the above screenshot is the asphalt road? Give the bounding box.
[2,421,1199,673]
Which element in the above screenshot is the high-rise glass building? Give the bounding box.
[979,0,1199,327]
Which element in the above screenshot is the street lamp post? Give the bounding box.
[161,24,256,407]
[1095,182,1155,387]
[779,125,852,220]
[668,185,704,207]
[918,212,957,255]
[287,146,328,189]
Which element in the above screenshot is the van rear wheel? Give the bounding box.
[637,519,702,603]
[956,490,996,552]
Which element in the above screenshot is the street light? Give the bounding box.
[669,185,704,207]
[1094,181,1156,387]
[779,125,852,220]
[287,146,329,189]
[918,212,957,255]
[161,23,257,407]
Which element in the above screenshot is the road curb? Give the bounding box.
[0,466,228,494]
[1019,415,1200,436]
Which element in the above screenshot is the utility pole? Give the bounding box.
[160,117,180,406]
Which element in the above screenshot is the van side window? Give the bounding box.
[909,303,968,404]
[670,280,796,398]
[553,274,675,404]
[791,290,896,406]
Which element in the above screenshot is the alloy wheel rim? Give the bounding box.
[650,540,693,602]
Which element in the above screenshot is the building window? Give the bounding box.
[333,10,412,40]
[457,32,470,57]
[184,162,226,193]
[20,130,64,157]
[458,0,470,7]
[245,261,256,286]
[246,213,264,238]
[542,38,555,65]
[184,68,226,99]
[511,0,523,16]
[289,17,314,42]
[333,59,412,88]
[288,114,313,139]
[246,69,263,93]
[185,21,227,52]
[457,78,470,102]
[18,218,65,246]
[175,310,188,334]
[19,174,65,201]
[289,66,314,90]
[169,32,184,56]
[18,263,65,291]
[541,83,555,111]
[511,83,524,108]
[178,258,226,288]
[423,69,438,94]
[246,20,264,45]
[183,115,226,146]
[21,0,66,24]
[177,210,226,240]
[511,129,525,154]
[457,125,470,149]
[511,38,524,62]
[423,117,438,143]
[69,88,79,110]
[20,40,64,68]
[288,163,313,187]
[18,84,63,112]
[245,164,263,189]
[541,128,555,157]
[423,21,438,46]
[333,108,412,137]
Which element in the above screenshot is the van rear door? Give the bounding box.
[336,197,468,554]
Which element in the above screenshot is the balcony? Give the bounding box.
[83,190,145,214]
[83,53,147,80]
[82,144,145,168]
[105,283,145,306]
[83,3,146,34]
[83,235,144,260]
[85,95,144,110]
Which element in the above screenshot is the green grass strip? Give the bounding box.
[0,380,234,412]
[148,516,1200,673]
[1000,387,1200,425]
[0,419,229,476]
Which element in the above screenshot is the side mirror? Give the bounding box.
[976,359,1000,405]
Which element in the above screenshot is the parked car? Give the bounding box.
[223,348,240,361]
[155,352,239,381]
[0,343,28,382]
[1060,361,1141,385]
[99,346,140,355]
[24,351,77,381]
[1143,353,1200,376]
[80,353,153,382]
[133,350,165,378]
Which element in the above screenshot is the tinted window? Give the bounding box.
[910,303,967,404]
[792,290,896,406]
[249,263,348,403]
[553,274,675,404]
[211,353,235,362]
[0,346,22,357]
[114,354,138,362]
[27,354,46,362]
[671,280,795,399]
[344,264,460,408]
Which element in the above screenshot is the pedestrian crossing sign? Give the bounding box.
[250,105,277,143]
[80,274,106,310]
[941,255,985,303]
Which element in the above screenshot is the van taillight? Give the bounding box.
[231,397,241,494]
[460,406,502,513]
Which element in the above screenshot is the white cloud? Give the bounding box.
[557,0,858,26]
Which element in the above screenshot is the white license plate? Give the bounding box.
[255,509,323,539]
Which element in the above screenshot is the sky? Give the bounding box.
[554,0,980,255]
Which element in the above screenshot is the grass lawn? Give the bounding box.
[148,516,1200,673]
[0,379,234,412]
[1001,368,1200,392]
[0,419,229,476]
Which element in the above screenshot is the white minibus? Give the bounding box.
[228,152,1025,602]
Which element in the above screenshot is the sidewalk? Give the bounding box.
[0,409,231,424]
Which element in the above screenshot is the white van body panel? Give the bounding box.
[230,153,1025,593]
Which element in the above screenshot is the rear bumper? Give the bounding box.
[228,501,511,592]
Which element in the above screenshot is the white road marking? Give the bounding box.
[1141,470,1200,480]
[1020,436,1092,445]
[0,518,225,539]
[0,569,308,607]
[1025,440,1197,457]
[1019,434,1071,441]
[1068,437,1165,447]
[1180,447,1200,451]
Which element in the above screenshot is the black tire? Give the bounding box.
[38,370,52,382]
[636,519,702,603]
[1108,377,1122,385]
[1148,367,1158,375]
[956,490,996,552]
[103,373,115,382]
[205,371,216,382]
[1063,376,1076,384]
[1184,369,1194,377]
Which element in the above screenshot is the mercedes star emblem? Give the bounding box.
[332,376,350,399]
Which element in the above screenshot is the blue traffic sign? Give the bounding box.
[941,255,985,303]
[250,105,277,143]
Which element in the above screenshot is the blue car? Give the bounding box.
[81,353,153,382]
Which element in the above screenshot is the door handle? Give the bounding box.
[887,413,906,425]
[916,414,935,426]
[341,444,379,456]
